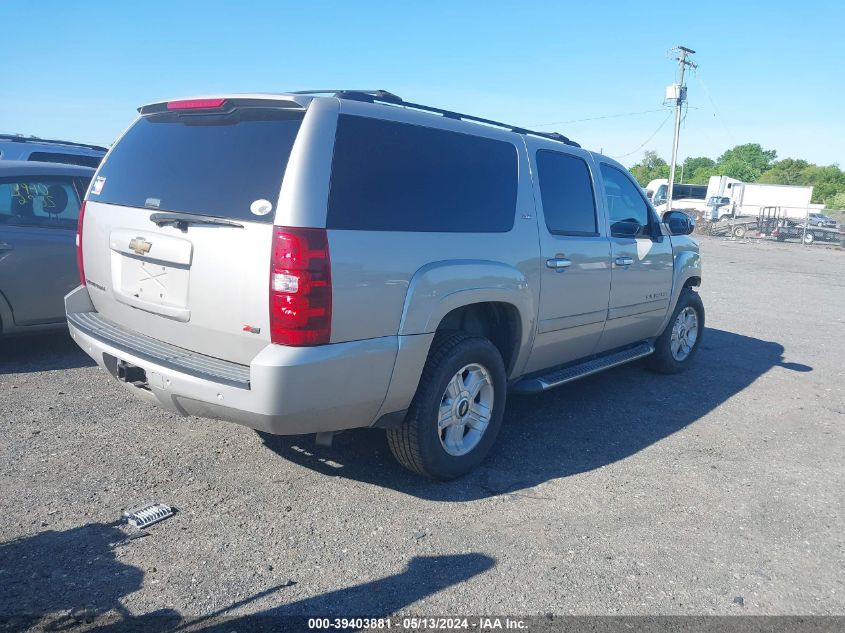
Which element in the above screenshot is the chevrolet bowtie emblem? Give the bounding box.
[128,237,152,255]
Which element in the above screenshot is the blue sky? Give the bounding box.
[3,0,843,167]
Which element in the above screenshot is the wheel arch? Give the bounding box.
[434,301,522,376]
[397,259,535,373]
[373,261,536,427]
[655,247,702,336]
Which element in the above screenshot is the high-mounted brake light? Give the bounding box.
[76,201,86,286]
[166,98,227,110]
[269,227,331,346]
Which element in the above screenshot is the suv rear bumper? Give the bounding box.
[65,286,398,435]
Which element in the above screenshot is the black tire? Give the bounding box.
[733,225,747,238]
[387,331,507,480]
[803,231,815,245]
[647,289,705,374]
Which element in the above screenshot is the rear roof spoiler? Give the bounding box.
[138,96,309,115]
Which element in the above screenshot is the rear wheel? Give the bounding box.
[803,231,815,244]
[733,225,747,238]
[647,289,704,374]
[387,331,506,480]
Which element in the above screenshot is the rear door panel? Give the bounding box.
[523,142,612,373]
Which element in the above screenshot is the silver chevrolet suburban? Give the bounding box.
[66,90,703,480]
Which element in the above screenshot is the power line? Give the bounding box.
[611,112,673,159]
[528,108,667,127]
[694,69,772,176]
[693,69,737,144]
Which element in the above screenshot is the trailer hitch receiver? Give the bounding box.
[116,360,147,386]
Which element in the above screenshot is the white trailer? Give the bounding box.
[645,176,818,223]
[705,175,742,199]
[729,182,813,221]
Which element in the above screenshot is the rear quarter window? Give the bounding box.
[327,115,518,232]
[90,108,303,222]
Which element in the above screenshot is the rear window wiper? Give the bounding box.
[149,212,244,231]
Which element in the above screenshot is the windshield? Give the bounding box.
[90,107,304,222]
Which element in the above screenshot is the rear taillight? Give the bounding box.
[76,201,86,286]
[269,227,331,346]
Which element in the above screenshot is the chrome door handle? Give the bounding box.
[615,256,634,267]
[546,257,572,270]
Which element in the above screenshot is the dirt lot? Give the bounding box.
[1,237,843,624]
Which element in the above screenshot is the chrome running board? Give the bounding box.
[512,342,654,395]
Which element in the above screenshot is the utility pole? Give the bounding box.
[666,46,697,212]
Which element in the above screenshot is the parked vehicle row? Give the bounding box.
[65,90,704,479]
[0,134,106,168]
[773,222,842,245]
[807,212,838,228]
[0,161,93,335]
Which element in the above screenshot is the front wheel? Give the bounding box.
[733,225,747,238]
[387,332,506,479]
[803,231,815,245]
[647,289,705,374]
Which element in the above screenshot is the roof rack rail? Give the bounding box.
[290,89,402,103]
[295,89,580,148]
[0,133,107,152]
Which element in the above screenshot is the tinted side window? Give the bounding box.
[327,116,518,232]
[28,152,103,168]
[0,176,81,229]
[672,184,707,200]
[536,150,597,235]
[600,164,650,237]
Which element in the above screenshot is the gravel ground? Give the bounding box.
[1,236,843,624]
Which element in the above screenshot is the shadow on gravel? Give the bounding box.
[0,521,179,631]
[0,330,95,374]
[1,525,491,629]
[260,328,812,501]
[183,553,495,630]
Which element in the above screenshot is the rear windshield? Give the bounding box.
[91,108,304,222]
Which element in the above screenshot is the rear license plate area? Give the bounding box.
[118,256,189,309]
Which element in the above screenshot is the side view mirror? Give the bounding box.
[662,210,694,236]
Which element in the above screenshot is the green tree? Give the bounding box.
[680,157,716,184]
[716,143,777,181]
[629,150,669,187]
[688,165,719,184]
[801,164,845,205]
[758,158,810,185]
[829,191,845,210]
